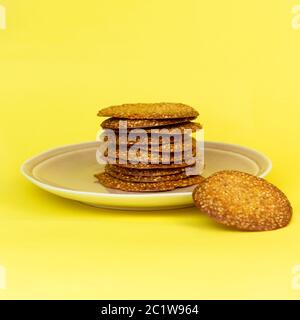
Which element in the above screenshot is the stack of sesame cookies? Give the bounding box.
[95,102,204,192]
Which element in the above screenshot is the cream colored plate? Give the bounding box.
[21,141,272,210]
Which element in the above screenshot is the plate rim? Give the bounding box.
[20,140,272,198]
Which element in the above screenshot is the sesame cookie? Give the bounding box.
[103,146,196,162]
[192,170,292,231]
[106,165,186,177]
[139,138,196,153]
[101,117,195,129]
[101,131,193,145]
[98,102,199,119]
[108,140,195,153]
[95,172,204,192]
[105,165,192,182]
[114,161,196,169]
[112,122,202,134]
[104,151,197,166]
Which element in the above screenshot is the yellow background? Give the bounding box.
[1,0,300,299]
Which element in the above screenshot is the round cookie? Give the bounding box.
[113,161,196,170]
[140,138,196,153]
[113,122,202,135]
[106,165,186,177]
[103,147,196,164]
[108,139,195,153]
[105,143,195,155]
[105,165,192,183]
[101,132,192,145]
[106,158,196,167]
[104,152,197,166]
[98,102,199,119]
[95,172,204,192]
[101,117,195,129]
[192,170,292,231]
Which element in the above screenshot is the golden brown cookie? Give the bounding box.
[101,131,192,145]
[103,146,196,163]
[139,138,196,153]
[114,161,196,169]
[95,172,204,192]
[98,102,199,119]
[104,153,197,166]
[105,165,193,182]
[192,170,292,231]
[101,117,195,129]
[108,141,194,153]
[106,158,197,167]
[105,142,195,154]
[112,122,202,134]
[106,164,187,177]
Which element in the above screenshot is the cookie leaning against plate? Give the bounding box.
[192,170,292,231]
[95,172,204,192]
[98,102,199,119]
[101,117,195,129]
